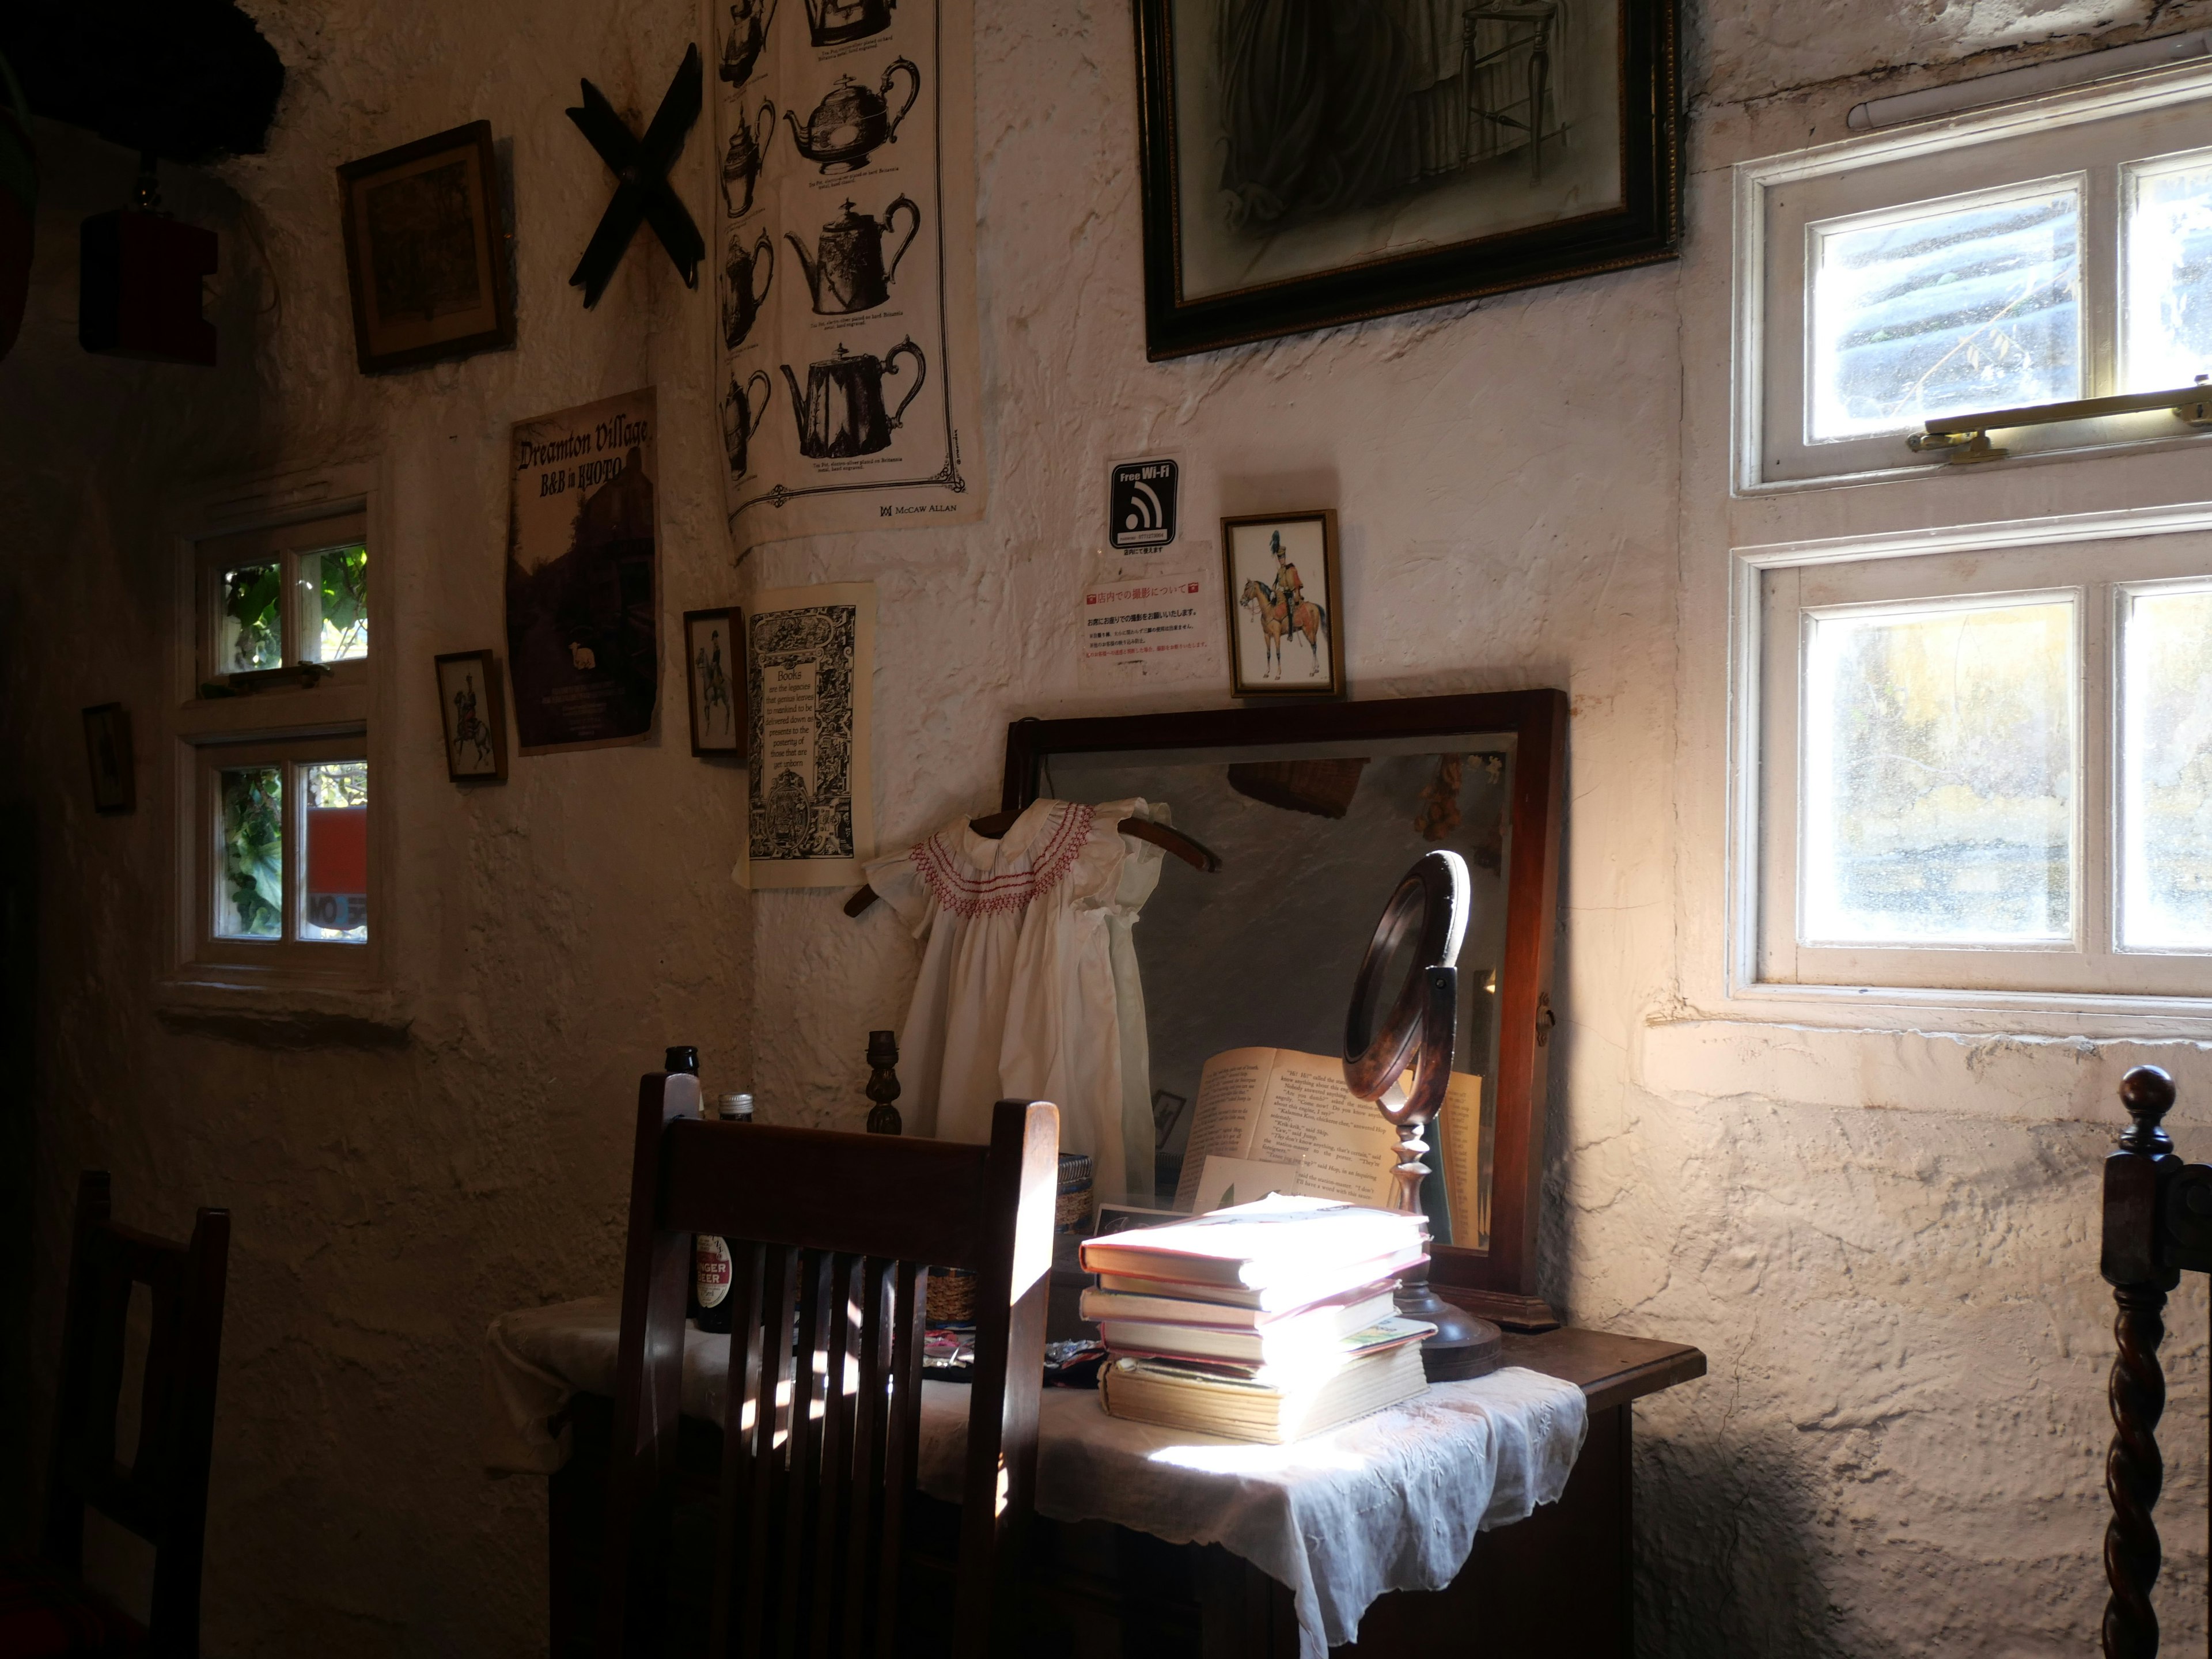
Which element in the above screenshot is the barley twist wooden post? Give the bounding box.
[2101,1065,2180,1659]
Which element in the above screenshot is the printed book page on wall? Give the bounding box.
[711,0,986,546]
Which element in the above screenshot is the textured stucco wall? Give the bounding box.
[6,0,2212,1653]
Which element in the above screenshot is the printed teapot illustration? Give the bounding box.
[786,196,919,316]
[783,60,919,175]
[803,0,893,47]
[781,338,926,459]
[719,0,776,86]
[722,229,775,350]
[723,370,774,479]
[720,100,776,218]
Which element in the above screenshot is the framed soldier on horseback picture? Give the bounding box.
[434,649,509,783]
[683,607,747,758]
[1222,509,1345,699]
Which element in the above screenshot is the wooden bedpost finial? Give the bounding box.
[2118,1066,2176,1157]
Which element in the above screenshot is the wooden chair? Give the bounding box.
[595,1072,1058,1658]
[3,1171,230,1658]
[2100,1065,2212,1657]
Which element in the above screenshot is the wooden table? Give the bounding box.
[546,1326,1703,1657]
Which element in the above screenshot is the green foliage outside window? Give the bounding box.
[224,563,282,671]
[219,767,282,938]
[314,545,369,661]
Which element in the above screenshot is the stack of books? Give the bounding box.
[1080,1194,1435,1444]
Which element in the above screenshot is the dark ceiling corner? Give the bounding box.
[0,0,284,165]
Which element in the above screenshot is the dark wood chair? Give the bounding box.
[3,1171,230,1658]
[2100,1065,2212,1658]
[595,1072,1058,1659]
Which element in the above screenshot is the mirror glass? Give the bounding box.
[1046,732,1516,1249]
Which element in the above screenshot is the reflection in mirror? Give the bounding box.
[1048,734,1514,1249]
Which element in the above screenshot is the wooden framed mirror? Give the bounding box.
[1003,690,1566,1331]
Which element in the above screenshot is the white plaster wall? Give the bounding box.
[7,0,2212,1654]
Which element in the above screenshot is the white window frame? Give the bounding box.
[1733,60,2212,495]
[1729,501,2212,1020]
[163,462,390,1007]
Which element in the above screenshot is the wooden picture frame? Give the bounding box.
[683,608,747,758]
[1221,510,1345,699]
[1132,0,1681,359]
[338,120,515,374]
[1003,690,1569,1331]
[81,703,134,814]
[434,650,508,782]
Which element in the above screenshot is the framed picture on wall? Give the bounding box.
[1222,510,1344,698]
[1132,0,1681,358]
[81,703,134,813]
[434,650,508,782]
[338,120,516,374]
[683,608,746,758]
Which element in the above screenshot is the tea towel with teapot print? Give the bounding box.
[713,0,986,546]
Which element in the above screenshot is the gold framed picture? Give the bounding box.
[683,608,746,758]
[434,649,508,783]
[338,120,515,374]
[1221,510,1344,699]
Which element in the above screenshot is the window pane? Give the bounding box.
[1808,181,2082,441]
[2122,151,2212,392]
[215,766,282,940]
[2120,585,2212,950]
[299,544,369,664]
[219,562,283,672]
[300,761,368,943]
[1801,596,2075,945]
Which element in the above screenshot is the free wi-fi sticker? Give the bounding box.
[1108,458,1180,550]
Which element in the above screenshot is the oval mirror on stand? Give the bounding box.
[1343,850,1502,1381]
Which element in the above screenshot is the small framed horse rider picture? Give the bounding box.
[435,649,509,783]
[1222,510,1344,699]
[683,608,747,759]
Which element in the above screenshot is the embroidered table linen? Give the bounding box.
[862,797,1165,1202]
[484,1297,1588,1658]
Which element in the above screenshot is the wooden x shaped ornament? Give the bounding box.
[567,43,707,308]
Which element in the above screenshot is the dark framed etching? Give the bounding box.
[338,120,516,373]
[683,608,747,758]
[1132,0,1681,359]
[82,703,134,813]
[434,650,509,783]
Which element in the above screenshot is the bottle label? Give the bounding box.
[695,1235,733,1308]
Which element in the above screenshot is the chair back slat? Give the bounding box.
[41,1172,230,1659]
[600,1079,1054,1659]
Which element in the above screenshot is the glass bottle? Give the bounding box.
[694,1090,753,1334]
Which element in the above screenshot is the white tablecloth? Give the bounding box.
[485,1297,1587,1658]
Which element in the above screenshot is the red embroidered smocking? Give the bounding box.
[911,802,1099,919]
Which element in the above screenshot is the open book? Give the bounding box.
[1171,1046,1482,1214]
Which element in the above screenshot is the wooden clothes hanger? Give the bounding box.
[844,806,1221,918]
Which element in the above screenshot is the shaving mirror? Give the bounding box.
[1003,690,1566,1330]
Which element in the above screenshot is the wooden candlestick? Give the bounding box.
[865,1028,903,1135]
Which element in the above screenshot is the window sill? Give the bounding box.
[153,974,410,1048]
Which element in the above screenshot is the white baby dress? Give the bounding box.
[861,798,1166,1203]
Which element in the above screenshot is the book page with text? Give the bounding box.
[1172,1048,1274,1210]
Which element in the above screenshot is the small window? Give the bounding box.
[199,744,370,956]
[1741,73,2212,488]
[175,503,376,988]
[1754,535,2212,999]
[197,515,369,683]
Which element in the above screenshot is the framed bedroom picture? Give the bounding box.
[1132,0,1681,358]
[338,120,516,373]
[434,649,509,783]
[683,608,746,758]
[1222,510,1344,698]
